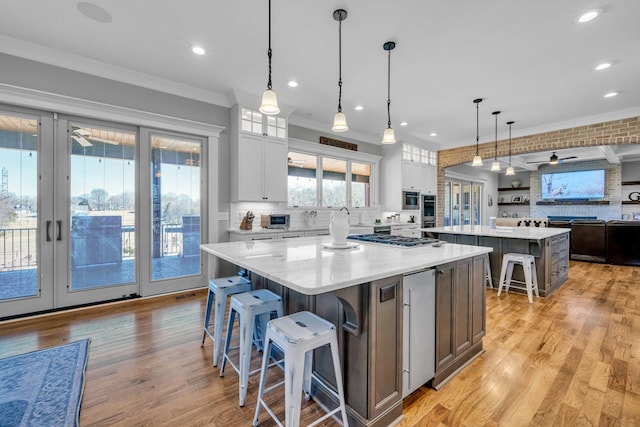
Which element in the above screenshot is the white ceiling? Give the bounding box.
[1,0,639,164]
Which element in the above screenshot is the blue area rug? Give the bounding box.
[0,339,90,427]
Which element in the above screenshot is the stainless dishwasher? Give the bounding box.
[402,268,436,398]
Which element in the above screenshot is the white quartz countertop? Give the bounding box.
[201,236,491,295]
[424,225,570,240]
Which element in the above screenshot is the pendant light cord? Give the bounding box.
[266,0,273,90]
[508,121,513,165]
[493,111,500,160]
[475,101,480,155]
[387,48,392,128]
[337,18,343,112]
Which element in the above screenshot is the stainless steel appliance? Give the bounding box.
[347,234,440,247]
[261,214,290,229]
[402,190,420,210]
[373,225,391,235]
[422,194,436,228]
[402,268,435,397]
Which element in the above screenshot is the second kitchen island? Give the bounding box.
[425,225,571,297]
[201,236,491,427]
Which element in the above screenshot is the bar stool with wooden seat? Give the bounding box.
[220,289,284,407]
[201,275,252,366]
[252,311,349,427]
[497,253,539,303]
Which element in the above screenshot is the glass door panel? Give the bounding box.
[0,114,40,302]
[443,181,451,226]
[472,183,482,225]
[462,182,471,224]
[452,182,460,225]
[351,162,371,208]
[150,134,202,281]
[56,120,139,308]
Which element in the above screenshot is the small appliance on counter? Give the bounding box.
[261,214,291,229]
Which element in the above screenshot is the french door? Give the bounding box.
[443,178,483,226]
[0,106,207,318]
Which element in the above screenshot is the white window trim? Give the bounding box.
[288,138,382,210]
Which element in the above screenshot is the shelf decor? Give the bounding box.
[511,195,522,203]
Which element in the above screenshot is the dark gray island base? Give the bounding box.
[201,237,491,427]
[426,225,571,297]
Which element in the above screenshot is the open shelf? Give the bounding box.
[498,202,530,206]
[536,200,610,206]
[498,187,530,191]
[622,200,640,205]
[622,181,640,186]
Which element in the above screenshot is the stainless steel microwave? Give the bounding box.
[402,190,420,210]
[261,214,290,229]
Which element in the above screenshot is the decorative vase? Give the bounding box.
[511,180,521,188]
[330,210,350,244]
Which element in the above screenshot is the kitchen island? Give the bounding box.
[201,236,492,427]
[424,225,571,297]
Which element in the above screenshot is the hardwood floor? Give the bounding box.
[1,261,639,426]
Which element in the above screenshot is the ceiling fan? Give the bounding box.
[526,151,578,165]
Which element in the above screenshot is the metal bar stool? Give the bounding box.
[484,253,493,289]
[497,253,539,303]
[253,311,349,427]
[220,289,284,407]
[201,275,252,366]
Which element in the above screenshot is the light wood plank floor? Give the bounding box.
[1,261,639,426]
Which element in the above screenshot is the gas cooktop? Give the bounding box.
[347,234,441,248]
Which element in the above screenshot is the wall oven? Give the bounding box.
[422,195,436,228]
[402,190,420,210]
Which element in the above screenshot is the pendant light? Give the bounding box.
[381,41,396,144]
[490,110,501,172]
[331,9,348,132]
[472,98,483,166]
[259,0,280,115]
[505,121,515,175]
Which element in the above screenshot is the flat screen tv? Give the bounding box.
[540,169,605,200]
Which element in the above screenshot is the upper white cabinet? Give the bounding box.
[231,106,288,202]
[382,143,437,211]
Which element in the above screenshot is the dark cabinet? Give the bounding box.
[433,255,485,389]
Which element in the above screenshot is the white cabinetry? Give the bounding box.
[382,143,437,211]
[278,231,304,239]
[391,224,421,237]
[231,105,288,202]
[229,232,277,242]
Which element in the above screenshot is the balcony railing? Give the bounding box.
[0,224,191,272]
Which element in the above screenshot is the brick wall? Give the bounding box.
[436,116,640,225]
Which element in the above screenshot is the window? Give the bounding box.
[322,157,347,208]
[287,152,317,207]
[287,140,380,209]
[351,162,371,208]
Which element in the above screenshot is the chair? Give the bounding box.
[497,253,539,303]
[201,275,252,366]
[253,311,349,427]
[484,253,493,289]
[220,289,284,407]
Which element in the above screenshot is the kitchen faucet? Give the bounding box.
[339,207,350,215]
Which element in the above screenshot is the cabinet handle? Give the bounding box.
[56,220,62,241]
[46,220,52,242]
[437,269,443,275]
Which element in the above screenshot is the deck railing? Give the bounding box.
[0,224,189,271]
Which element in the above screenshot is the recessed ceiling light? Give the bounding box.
[191,46,205,55]
[287,80,299,88]
[400,121,408,126]
[604,91,618,98]
[354,105,364,111]
[595,62,612,71]
[577,9,601,23]
[430,132,438,137]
